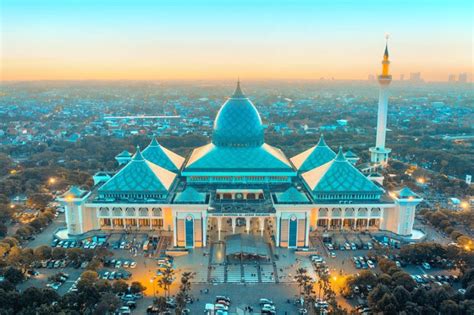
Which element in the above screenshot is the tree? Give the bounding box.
[153,296,168,313]
[94,279,112,293]
[176,272,195,313]
[393,286,411,310]
[3,267,24,284]
[112,280,129,294]
[130,281,146,294]
[34,245,52,261]
[462,268,474,288]
[375,293,398,315]
[0,223,7,237]
[66,247,84,262]
[77,270,98,292]
[93,292,120,315]
[440,299,460,315]
[51,247,66,260]
[392,271,416,291]
[157,265,174,298]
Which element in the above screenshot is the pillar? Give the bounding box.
[173,217,177,247]
[367,208,372,228]
[217,217,222,241]
[231,217,236,234]
[259,217,264,236]
[203,216,208,246]
[275,214,281,246]
[246,218,250,234]
[305,215,310,247]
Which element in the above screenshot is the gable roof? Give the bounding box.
[275,187,310,204]
[99,147,176,194]
[302,148,383,194]
[174,187,207,203]
[142,138,185,172]
[291,135,336,172]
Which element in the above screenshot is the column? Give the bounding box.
[259,217,264,236]
[173,217,177,247]
[275,214,281,246]
[202,215,208,247]
[149,218,152,230]
[217,217,222,241]
[305,215,310,247]
[246,218,250,234]
[231,217,236,234]
[111,218,114,229]
[367,208,371,229]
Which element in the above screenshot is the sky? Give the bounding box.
[1,0,472,81]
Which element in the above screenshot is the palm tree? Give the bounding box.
[157,265,174,298]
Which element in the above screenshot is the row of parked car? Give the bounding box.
[46,272,69,291]
[411,274,458,286]
[32,258,89,270]
[104,258,137,269]
[353,256,376,269]
[99,269,132,280]
[325,241,374,251]
[51,238,108,249]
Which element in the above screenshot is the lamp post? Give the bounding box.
[150,277,156,298]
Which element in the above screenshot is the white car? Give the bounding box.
[130,261,137,268]
[214,303,229,311]
[330,252,336,258]
[259,298,273,306]
[118,306,131,314]
[367,260,375,269]
[422,262,431,270]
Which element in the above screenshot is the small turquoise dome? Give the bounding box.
[212,81,264,147]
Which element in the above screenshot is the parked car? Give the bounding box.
[422,262,431,270]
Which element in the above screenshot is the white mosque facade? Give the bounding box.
[59,45,422,249]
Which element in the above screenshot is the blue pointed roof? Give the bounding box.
[184,143,294,173]
[212,81,264,147]
[302,147,383,195]
[174,187,207,203]
[275,187,310,204]
[142,138,184,172]
[395,187,419,199]
[100,147,176,194]
[291,135,336,172]
[116,150,132,158]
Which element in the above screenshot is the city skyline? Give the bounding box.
[1,0,472,82]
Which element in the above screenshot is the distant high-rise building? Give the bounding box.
[448,74,456,82]
[409,72,422,82]
[368,74,375,81]
[399,74,404,81]
[459,72,468,83]
[369,41,392,168]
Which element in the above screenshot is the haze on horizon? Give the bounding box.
[1,0,472,82]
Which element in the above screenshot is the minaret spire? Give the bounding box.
[382,36,390,77]
[369,36,392,169]
[232,78,245,98]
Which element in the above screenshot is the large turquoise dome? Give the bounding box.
[212,82,264,147]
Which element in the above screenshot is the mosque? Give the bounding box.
[59,44,422,249]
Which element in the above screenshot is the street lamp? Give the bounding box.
[150,277,156,297]
[49,177,56,184]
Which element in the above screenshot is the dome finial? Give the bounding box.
[232,78,245,98]
[133,145,144,161]
[335,146,346,162]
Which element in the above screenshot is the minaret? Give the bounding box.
[370,38,392,167]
